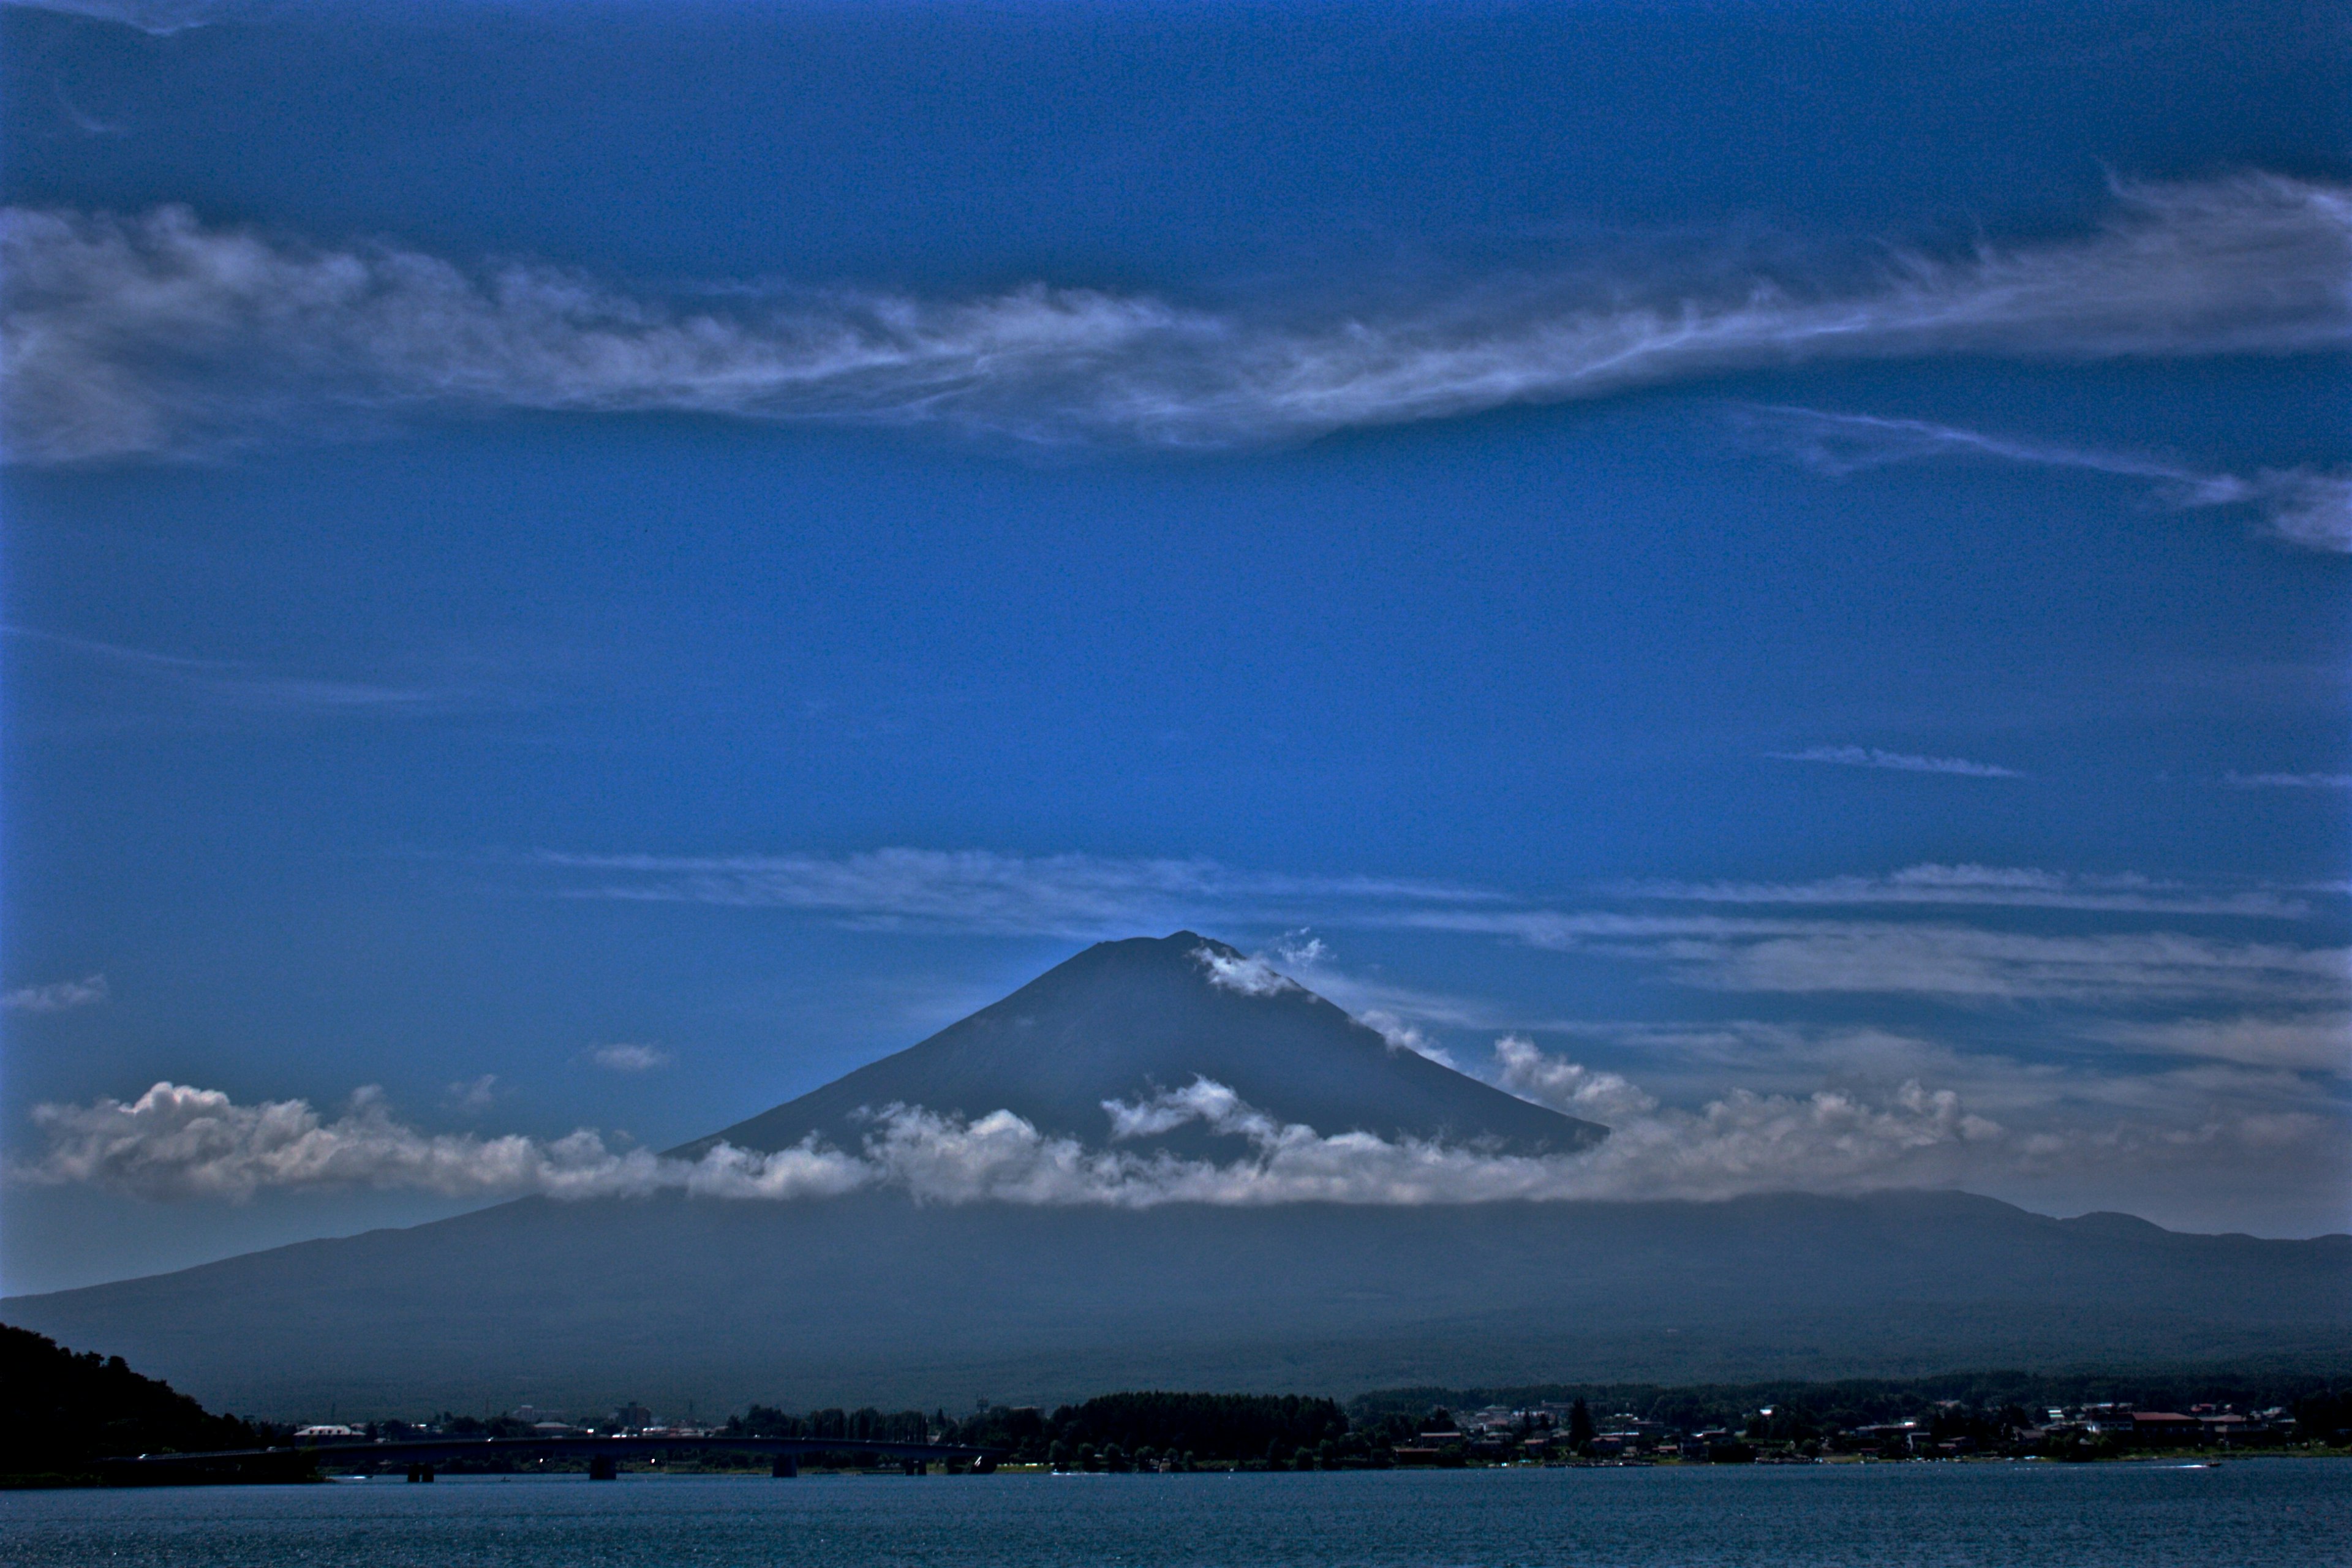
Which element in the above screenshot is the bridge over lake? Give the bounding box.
[100,1433,1003,1484]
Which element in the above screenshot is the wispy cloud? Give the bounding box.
[6,625,488,715]
[583,1043,671,1073]
[1768,745,2024,778]
[1676,927,2349,1006]
[1190,944,1300,998]
[2228,771,2352,790]
[1736,405,2351,552]
[1621,863,2304,918]
[5,0,227,34]
[6,176,2346,464]
[539,846,2345,1012]
[1387,903,2350,1006]
[533,846,1489,940]
[1,973,108,1012]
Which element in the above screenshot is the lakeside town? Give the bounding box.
[281,1390,2351,1474]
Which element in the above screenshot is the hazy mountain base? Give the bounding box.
[4,1189,2344,1420]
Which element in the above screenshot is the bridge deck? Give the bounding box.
[101,1433,1000,1476]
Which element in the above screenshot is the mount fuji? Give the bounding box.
[685,933,1605,1161]
[4,934,2344,1417]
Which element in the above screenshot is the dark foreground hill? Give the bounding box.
[0,1324,263,1482]
[6,1189,2345,1419]
[4,934,2345,1418]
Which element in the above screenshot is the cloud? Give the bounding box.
[584,1043,671,1073]
[1189,945,1298,997]
[5,625,487,715]
[21,1055,2341,1227]
[4,0,230,33]
[2087,1013,2351,1075]
[2,973,108,1012]
[6,176,2346,463]
[15,1081,870,1204]
[2228,771,2352,790]
[13,1074,2010,1209]
[1400,907,2347,1007]
[537,845,2345,1014]
[1186,940,1477,1065]
[1623,862,2304,918]
[1648,925,2348,1006]
[1489,1014,2346,1147]
[1352,1011,1460,1067]
[1736,405,2351,552]
[1491,1035,1660,1122]
[443,1075,500,1114]
[543,844,2317,937]
[535,846,1487,940]
[1768,745,2022,778]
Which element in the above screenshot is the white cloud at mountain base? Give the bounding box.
[14,1081,869,1204]
[23,1056,2325,1219]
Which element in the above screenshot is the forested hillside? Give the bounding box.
[0,1325,264,1484]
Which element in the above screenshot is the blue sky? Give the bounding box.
[2,0,2346,1292]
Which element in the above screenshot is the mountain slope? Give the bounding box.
[4,1189,2343,1419]
[685,932,1605,1158]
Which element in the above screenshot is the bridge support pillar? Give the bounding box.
[771,1455,798,1477]
[588,1455,619,1481]
[405,1463,435,1483]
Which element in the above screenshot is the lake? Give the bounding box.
[5,1461,2345,1567]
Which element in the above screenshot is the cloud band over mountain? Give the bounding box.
[13,1059,2008,1209]
[6,175,2346,464]
[26,1039,2331,1219]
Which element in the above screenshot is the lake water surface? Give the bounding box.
[6,1461,2346,1567]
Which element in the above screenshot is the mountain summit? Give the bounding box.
[684,932,1606,1159]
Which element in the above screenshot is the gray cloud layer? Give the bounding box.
[6,175,2346,464]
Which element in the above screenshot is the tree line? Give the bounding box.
[0,1325,295,1485]
[729,1391,1351,1467]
